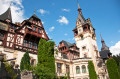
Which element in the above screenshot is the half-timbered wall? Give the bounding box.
[6,33,15,48]
[16,35,23,45]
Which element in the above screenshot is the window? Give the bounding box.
[57,63,62,73]
[38,28,41,33]
[76,66,80,74]
[30,59,35,66]
[82,46,86,50]
[81,35,83,40]
[82,65,86,73]
[83,26,87,32]
[34,43,38,49]
[23,40,27,47]
[33,27,37,31]
[84,54,87,58]
[0,33,4,40]
[66,65,69,73]
[29,41,33,48]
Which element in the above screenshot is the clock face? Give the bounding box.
[79,29,81,32]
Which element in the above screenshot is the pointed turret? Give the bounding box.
[0,7,12,22]
[77,0,85,24]
[31,10,40,20]
[100,34,109,51]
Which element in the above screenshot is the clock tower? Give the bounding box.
[73,1,100,73]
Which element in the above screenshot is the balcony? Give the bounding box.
[14,44,38,54]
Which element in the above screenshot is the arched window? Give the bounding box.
[82,65,86,73]
[76,66,80,74]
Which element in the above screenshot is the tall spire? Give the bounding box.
[100,34,109,51]
[77,0,85,24]
[34,9,36,14]
[77,0,81,11]
[100,33,104,42]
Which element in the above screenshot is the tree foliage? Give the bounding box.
[35,39,55,79]
[4,60,17,79]
[113,54,120,74]
[113,54,120,66]
[20,50,30,71]
[106,58,120,79]
[88,61,97,79]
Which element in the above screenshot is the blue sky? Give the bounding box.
[0,0,120,54]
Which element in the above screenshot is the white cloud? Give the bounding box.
[64,33,68,36]
[62,9,70,12]
[37,9,49,15]
[110,41,113,44]
[57,16,69,25]
[118,30,120,33]
[42,21,44,24]
[0,0,25,23]
[110,41,120,55]
[49,26,55,32]
[72,37,75,40]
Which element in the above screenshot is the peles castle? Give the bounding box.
[0,2,112,79]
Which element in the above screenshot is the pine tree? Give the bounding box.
[88,61,97,79]
[106,58,120,79]
[20,50,30,71]
[118,62,120,75]
[35,39,55,79]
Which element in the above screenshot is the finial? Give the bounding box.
[34,9,36,14]
[100,33,104,42]
[77,0,81,9]
[9,1,12,8]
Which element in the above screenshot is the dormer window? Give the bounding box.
[75,31,78,36]
[33,26,37,31]
[38,28,41,33]
[81,35,83,40]
[82,46,86,50]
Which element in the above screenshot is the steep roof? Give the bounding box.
[31,14,40,20]
[100,34,109,51]
[60,40,74,48]
[99,50,112,59]
[0,7,12,22]
[77,1,85,24]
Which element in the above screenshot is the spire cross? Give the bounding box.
[77,0,81,9]
[34,9,36,14]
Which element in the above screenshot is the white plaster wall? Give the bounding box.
[0,47,14,61]
[0,46,38,69]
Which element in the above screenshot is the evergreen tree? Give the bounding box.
[118,62,120,75]
[106,58,120,79]
[113,54,120,66]
[88,61,97,79]
[20,50,30,71]
[35,39,55,79]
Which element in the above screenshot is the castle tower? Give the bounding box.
[73,1,100,73]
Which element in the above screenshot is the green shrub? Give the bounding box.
[20,50,30,71]
[88,61,97,79]
[106,58,120,79]
[34,39,55,79]
[4,62,17,79]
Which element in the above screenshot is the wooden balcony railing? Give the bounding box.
[14,44,38,54]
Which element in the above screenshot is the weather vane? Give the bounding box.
[34,8,36,14]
